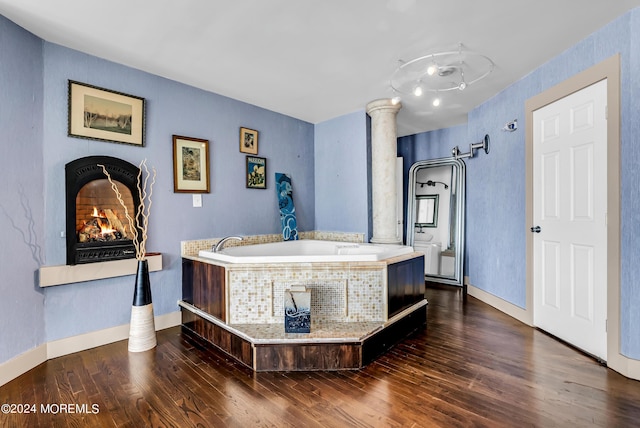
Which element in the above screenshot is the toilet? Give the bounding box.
[413,233,441,275]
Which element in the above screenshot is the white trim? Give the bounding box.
[39,254,163,287]
[47,321,128,359]
[0,344,47,387]
[466,283,531,326]
[0,310,181,387]
[607,350,640,380]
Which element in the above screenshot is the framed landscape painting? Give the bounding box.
[68,80,145,146]
[173,135,211,193]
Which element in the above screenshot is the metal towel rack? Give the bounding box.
[452,134,490,160]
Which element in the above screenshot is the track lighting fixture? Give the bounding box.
[390,43,494,108]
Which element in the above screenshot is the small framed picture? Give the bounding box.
[173,135,210,193]
[239,127,258,154]
[246,156,267,189]
[68,80,145,146]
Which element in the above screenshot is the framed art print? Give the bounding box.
[173,135,210,193]
[246,156,266,189]
[239,127,258,154]
[68,80,145,146]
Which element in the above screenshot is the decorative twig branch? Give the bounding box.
[0,184,44,265]
[98,159,156,260]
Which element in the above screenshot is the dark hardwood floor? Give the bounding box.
[2,285,640,427]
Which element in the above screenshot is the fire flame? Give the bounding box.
[78,206,127,241]
[99,221,116,235]
[91,207,116,235]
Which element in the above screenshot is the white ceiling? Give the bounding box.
[1,0,639,136]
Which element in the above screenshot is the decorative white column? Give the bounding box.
[366,98,402,245]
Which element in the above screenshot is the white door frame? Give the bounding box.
[525,55,629,374]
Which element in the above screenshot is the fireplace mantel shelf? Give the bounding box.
[38,253,163,287]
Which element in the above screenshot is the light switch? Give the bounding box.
[192,194,202,208]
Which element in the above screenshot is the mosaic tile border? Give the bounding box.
[272,280,348,318]
[226,264,385,324]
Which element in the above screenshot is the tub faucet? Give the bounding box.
[212,236,243,252]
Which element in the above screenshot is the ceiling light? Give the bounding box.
[390,43,494,101]
[432,97,441,107]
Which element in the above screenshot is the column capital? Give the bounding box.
[366,98,402,116]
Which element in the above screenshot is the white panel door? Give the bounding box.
[532,79,607,360]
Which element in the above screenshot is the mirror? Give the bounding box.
[406,157,465,287]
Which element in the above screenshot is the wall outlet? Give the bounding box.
[192,194,202,208]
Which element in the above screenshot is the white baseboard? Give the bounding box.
[0,310,181,387]
[466,283,532,326]
[601,342,640,381]
[0,343,47,388]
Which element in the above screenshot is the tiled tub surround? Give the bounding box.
[225,261,387,324]
[182,233,412,324]
[180,232,426,370]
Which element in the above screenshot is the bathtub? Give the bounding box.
[197,239,414,264]
[182,236,427,370]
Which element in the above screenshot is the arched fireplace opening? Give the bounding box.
[65,156,142,265]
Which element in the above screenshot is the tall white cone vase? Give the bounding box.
[128,259,157,352]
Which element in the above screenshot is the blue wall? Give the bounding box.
[0,16,45,363]
[620,9,640,359]
[314,110,369,238]
[399,10,640,359]
[0,12,316,362]
[40,44,315,342]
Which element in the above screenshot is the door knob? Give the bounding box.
[530,226,541,233]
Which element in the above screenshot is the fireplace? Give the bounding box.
[65,156,142,265]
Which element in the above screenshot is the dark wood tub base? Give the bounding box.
[179,300,427,372]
